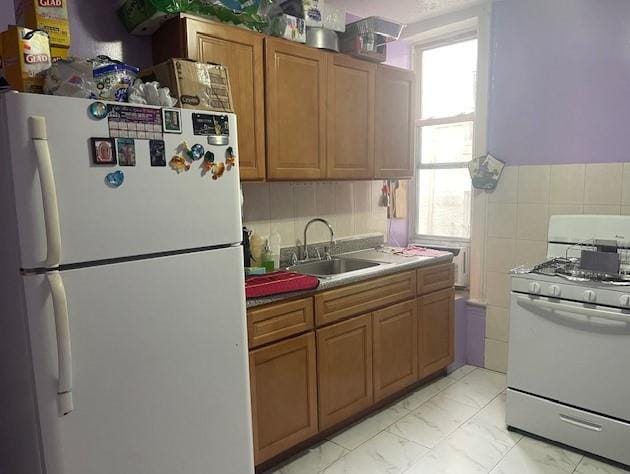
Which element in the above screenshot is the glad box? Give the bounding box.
[1,26,51,93]
[15,0,71,48]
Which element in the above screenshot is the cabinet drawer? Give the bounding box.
[315,271,416,326]
[247,298,314,348]
[417,263,454,295]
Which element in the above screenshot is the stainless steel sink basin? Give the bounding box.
[288,258,382,277]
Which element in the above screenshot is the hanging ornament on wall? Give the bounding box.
[468,153,505,190]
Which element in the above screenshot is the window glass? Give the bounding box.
[420,121,474,165]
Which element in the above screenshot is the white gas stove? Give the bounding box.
[506,215,630,467]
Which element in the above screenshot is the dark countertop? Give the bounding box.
[246,249,454,309]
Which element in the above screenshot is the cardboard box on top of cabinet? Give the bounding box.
[1,26,52,93]
[139,59,234,113]
[14,0,71,48]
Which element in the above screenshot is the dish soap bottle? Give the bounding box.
[261,239,275,272]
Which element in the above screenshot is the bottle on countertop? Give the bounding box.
[269,231,281,270]
[261,239,275,273]
[249,231,265,266]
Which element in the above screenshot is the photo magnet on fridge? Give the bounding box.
[116,138,136,166]
[149,139,167,167]
[162,108,182,134]
[90,138,117,165]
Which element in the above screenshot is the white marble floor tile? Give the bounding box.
[439,369,507,410]
[447,365,478,381]
[490,437,582,474]
[269,441,348,474]
[574,457,630,474]
[461,392,521,449]
[387,394,479,448]
[322,431,428,474]
[406,425,512,474]
[328,405,410,451]
[394,377,454,412]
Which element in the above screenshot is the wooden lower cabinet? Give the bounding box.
[373,300,419,402]
[249,332,318,464]
[317,314,373,430]
[419,288,455,376]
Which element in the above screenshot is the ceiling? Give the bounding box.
[327,0,487,25]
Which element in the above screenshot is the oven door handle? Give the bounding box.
[517,296,630,323]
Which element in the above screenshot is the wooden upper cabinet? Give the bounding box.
[265,38,327,180]
[419,288,455,377]
[373,300,419,402]
[249,333,318,464]
[375,65,416,179]
[152,17,266,181]
[317,314,373,430]
[326,54,375,179]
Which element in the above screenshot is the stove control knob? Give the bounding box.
[620,295,630,307]
[529,282,541,294]
[583,290,596,303]
[548,285,561,297]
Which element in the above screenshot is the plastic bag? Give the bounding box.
[44,58,99,99]
[93,60,140,102]
[148,0,267,31]
[128,79,177,107]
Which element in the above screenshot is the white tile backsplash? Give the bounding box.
[516,203,549,241]
[517,165,550,204]
[242,181,387,248]
[584,163,623,205]
[487,203,518,239]
[549,164,585,204]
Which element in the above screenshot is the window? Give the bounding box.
[415,37,478,241]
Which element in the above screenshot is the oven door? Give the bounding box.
[508,292,630,421]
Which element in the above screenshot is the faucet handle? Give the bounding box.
[324,246,332,260]
[315,247,322,260]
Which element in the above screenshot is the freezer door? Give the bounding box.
[2,93,242,269]
[22,247,254,474]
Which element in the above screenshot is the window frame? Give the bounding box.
[413,33,478,243]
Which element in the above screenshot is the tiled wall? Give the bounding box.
[483,162,630,372]
[241,181,389,248]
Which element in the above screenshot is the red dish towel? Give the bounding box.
[245,271,320,299]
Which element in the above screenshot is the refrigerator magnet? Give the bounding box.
[90,138,117,165]
[105,170,125,188]
[162,108,182,134]
[116,138,136,166]
[225,146,236,169]
[149,139,166,167]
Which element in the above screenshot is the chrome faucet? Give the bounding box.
[302,218,335,261]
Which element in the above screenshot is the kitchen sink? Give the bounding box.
[288,257,382,277]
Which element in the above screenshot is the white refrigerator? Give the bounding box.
[0,92,254,474]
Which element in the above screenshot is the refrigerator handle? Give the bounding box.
[29,116,62,268]
[46,271,74,416]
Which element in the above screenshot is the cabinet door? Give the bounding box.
[249,333,318,464]
[375,65,416,179]
[317,314,373,430]
[326,54,375,179]
[419,288,455,376]
[266,38,327,180]
[185,18,266,181]
[373,300,418,401]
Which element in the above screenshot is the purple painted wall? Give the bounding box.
[0,0,152,68]
[488,0,630,166]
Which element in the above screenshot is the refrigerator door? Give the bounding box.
[1,93,242,269]
[22,247,254,474]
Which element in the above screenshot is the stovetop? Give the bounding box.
[512,257,630,286]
